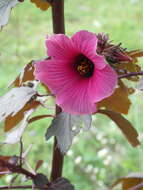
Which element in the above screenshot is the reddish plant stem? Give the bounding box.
[118,71,143,79]
[0,185,33,189]
[0,185,52,190]
[28,114,54,123]
[19,139,23,167]
[51,0,65,34]
[0,159,50,189]
[0,159,35,179]
[50,106,64,181]
[50,0,65,181]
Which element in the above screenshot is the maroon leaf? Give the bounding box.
[49,177,75,190]
[45,112,92,154]
[33,173,49,188]
[0,156,18,177]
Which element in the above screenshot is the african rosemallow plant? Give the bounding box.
[1,0,143,190]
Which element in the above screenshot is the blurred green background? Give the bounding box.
[1,0,143,189]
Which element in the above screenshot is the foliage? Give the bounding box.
[0,0,142,190]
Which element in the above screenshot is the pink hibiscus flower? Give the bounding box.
[34,30,117,115]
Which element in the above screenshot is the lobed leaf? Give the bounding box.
[117,61,141,82]
[0,86,36,124]
[98,109,140,147]
[10,61,35,87]
[45,112,92,154]
[30,0,51,11]
[48,177,75,190]
[4,109,34,144]
[97,81,133,114]
[123,50,143,82]
[33,173,49,188]
[112,173,143,190]
[4,98,40,132]
[0,0,19,29]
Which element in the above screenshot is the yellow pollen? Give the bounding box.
[74,54,94,78]
[77,62,90,75]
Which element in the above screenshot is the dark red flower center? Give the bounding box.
[74,54,94,78]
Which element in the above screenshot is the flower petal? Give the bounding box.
[45,34,77,60]
[34,31,118,115]
[35,59,97,114]
[89,65,118,102]
[90,54,106,70]
[71,30,98,57]
[56,80,97,115]
[34,59,81,94]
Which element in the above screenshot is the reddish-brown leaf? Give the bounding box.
[35,160,44,172]
[97,81,133,114]
[4,110,34,144]
[118,62,141,82]
[30,0,51,11]
[112,173,143,190]
[0,156,11,177]
[98,110,140,147]
[11,61,35,87]
[127,50,143,58]
[112,50,143,82]
[4,100,40,132]
[0,87,37,123]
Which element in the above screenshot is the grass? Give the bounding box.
[0,0,143,189]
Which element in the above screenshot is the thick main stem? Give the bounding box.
[50,0,65,181]
[50,106,64,181]
[52,0,65,34]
